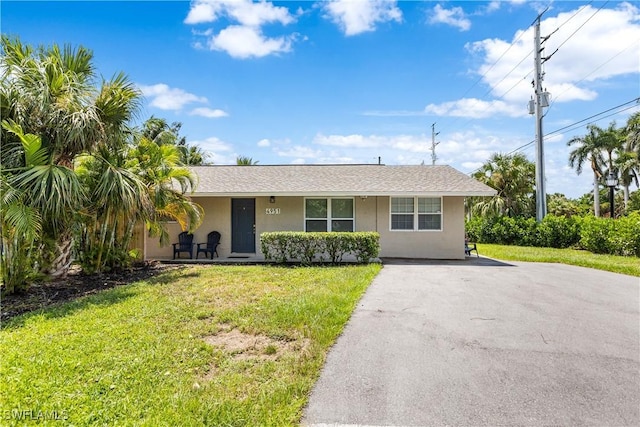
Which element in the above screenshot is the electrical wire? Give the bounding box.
[441,1,609,144]
[552,0,609,54]
[544,39,640,115]
[468,97,640,174]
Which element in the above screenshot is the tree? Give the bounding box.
[471,153,535,217]
[128,136,204,246]
[0,123,46,292]
[0,36,141,277]
[547,193,581,217]
[141,116,208,165]
[568,124,608,217]
[236,156,258,165]
[617,113,640,210]
[75,144,151,274]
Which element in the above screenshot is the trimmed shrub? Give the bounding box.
[466,213,638,257]
[579,213,640,256]
[537,215,581,248]
[260,232,380,264]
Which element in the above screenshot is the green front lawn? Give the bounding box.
[478,244,640,277]
[1,264,381,426]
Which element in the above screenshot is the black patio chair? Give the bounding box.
[172,232,194,259]
[465,241,478,257]
[197,231,221,259]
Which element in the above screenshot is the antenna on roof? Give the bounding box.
[431,123,440,165]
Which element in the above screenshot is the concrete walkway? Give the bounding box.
[303,258,640,426]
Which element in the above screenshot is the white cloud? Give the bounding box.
[138,83,207,111]
[313,133,431,153]
[484,1,501,14]
[323,0,402,36]
[185,0,293,26]
[190,107,229,118]
[225,0,294,27]
[361,109,426,117]
[314,133,382,148]
[276,145,322,158]
[429,4,471,31]
[425,98,527,118]
[185,0,298,59]
[209,25,294,59]
[427,3,640,119]
[257,138,271,147]
[184,1,222,24]
[190,136,233,152]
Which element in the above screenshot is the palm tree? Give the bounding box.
[128,136,203,246]
[75,144,152,273]
[471,153,535,217]
[141,117,208,165]
[1,121,83,289]
[1,36,141,277]
[626,112,640,156]
[567,124,608,217]
[236,156,259,165]
[616,112,640,210]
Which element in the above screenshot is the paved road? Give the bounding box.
[303,258,640,426]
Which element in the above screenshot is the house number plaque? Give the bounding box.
[265,208,281,215]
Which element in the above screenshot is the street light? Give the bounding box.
[606,171,618,219]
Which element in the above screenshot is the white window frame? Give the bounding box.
[389,196,442,231]
[304,197,355,232]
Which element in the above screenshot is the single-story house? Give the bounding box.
[143,164,496,260]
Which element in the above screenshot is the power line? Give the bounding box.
[469,98,640,175]
[545,39,639,115]
[553,1,609,53]
[440,1,608,140]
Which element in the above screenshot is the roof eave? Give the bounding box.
[191,190,497,197]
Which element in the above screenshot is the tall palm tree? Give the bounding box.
[567,124,607,217]
[626,111,640,156]
[471,153,535,217]
[1,36,141,277]
[617,112,640,210]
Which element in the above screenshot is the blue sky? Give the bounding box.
[2,0,639,198]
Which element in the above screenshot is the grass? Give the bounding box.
[0,264,381,426]
[478,244,640,277]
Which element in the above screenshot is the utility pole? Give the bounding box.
[530,12,553,222]
[431,123,440,165]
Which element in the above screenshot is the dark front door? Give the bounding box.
[231,198,255,253]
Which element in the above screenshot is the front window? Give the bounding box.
[391,197,414,230]
[305,198,354,232]
[390,197,442,231]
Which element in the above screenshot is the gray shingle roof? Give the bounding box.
[188,164,495,197]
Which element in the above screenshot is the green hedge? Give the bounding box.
[260,232,380,264]
[579,213,640,257]
[465,213,639,257]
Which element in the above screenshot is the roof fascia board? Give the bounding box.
[191,191,496,197]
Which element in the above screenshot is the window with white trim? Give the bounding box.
[305,198,354,232]
[390,197,442,231]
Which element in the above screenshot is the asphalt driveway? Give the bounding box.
[303,258,640,426]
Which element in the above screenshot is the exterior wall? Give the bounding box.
[145,197,231,260]
[376,196,466,259]
[145,195,466,260]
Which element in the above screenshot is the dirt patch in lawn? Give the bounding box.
[1,262,179,323]
[203,328,311,362]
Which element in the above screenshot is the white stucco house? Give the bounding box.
[143,164,495,260]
